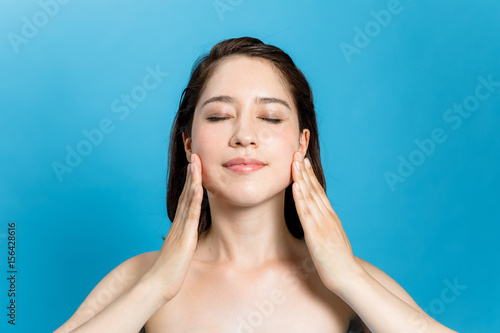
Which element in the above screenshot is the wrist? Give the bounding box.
[328,258,370,297]
[135,272,171,305]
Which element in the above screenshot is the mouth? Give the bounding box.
[223,157,267,174]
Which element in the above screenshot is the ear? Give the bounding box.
[182,132,193,162]
[299,129,310,157]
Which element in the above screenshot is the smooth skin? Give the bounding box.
[53,155,204,333]
[291,151,457,332]
[53,56,457,332]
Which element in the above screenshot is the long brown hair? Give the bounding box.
[165,37,325,240]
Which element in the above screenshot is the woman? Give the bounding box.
[54,37,457,332]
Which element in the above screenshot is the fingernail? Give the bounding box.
[295,161,300,170]
[305,158,311,168]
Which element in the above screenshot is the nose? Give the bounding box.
[229,115,259,148]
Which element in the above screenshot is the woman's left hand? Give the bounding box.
[291,152,460,333]
[291,151,364,294]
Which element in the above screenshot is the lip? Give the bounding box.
[223,158,266,167]
[223,157,266,173]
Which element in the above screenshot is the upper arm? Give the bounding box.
[353,256,426,333]
[53,251,158,333]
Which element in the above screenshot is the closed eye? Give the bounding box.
[206,117,282,124]
[206,117,229,122]
[263,118,282,124]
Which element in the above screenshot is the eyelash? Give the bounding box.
[207,117,282,124]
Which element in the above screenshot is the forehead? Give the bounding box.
[197,55,295,110]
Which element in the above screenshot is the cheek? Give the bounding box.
[192,123,299,189]
[195,151,221,189]
[191,129,227,191]
[191,127,219,164]
[266,134,298,180]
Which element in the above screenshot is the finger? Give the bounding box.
[186,187,202,231]
[292,181,311,230]
[292,160,323,230]
[292,151,335,219]
[172,158,197,230]
[188,154,202,207]
[177,158,193,205]
[293,152,317,197]
[184,154,202,229]
[300,157,348,227]
[292,154,354,256]
[301,157,334,216]
[191,153,202,187]
[189,154,202,204]
[292,155,326,221]
[299,157,352,252]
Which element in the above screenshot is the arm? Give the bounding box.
[54,153,204,332]
[290,151,458,333]
[53,251,166,333]
[347,257,457,333]
[70,275,167,333]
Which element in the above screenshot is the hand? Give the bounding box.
[291,151,363,293]
[142,153,203,301]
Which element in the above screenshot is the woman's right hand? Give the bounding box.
[141,153,203,302]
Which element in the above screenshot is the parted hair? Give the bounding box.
[165,37,325,240]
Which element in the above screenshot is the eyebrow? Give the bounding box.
[200,95,292,111]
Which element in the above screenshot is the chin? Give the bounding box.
[205,181,289,207]
[201,163,290,198]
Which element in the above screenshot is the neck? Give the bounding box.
[196,189,303,268]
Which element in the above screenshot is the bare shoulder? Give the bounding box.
[354,256,422,311]
[53,251,159,333]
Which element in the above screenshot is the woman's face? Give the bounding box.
[185,55,309,206]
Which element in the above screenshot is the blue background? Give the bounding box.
[1,0,499,331]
